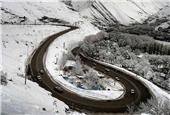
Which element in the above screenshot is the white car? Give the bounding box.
[104,68,110,72]
[92,62,97,66]
[39,69,44,75]
[115,77,120,81]
[131,89,135,94]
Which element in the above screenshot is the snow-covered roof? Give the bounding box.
[64,60,76,67]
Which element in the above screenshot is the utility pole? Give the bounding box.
[25,42,29,85]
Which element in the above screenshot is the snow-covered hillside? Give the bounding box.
[0,1,98,114]
[0,0,83,24]
[1,0,170,114]
[72,0,170,25]
[1,25,76,115]
[1,0,169,25]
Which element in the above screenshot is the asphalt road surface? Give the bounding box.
[28,26,153,113]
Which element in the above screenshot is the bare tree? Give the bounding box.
[126,103,136,115]
[83,69,101,90]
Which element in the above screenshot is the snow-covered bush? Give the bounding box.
[126,103,136,115]
[72,56,84,76]
[80,31,170,91]
[138,98,170,115]
[83,69,104,90]
[62,0,72,7]
[1,71,8,86]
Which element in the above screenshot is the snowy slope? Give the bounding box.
[0,1,98,114]
[1,25,72,115]
[1,76,69,115]
[1,0,169,25]
[2,25,66,77]
[1,0,170,114]
[0,1,83,24]
[72,0,170,25]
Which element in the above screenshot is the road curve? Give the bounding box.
[28,26,153,113]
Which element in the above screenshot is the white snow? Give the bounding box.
[1,0,169,25]
[0,1,84,24]
[1,76,68,115]
[1,0,170,114]
[64,60,77,68]
[72,0,169,25]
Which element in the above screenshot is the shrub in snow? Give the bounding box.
[83,69,104,90]
[80,31,170,91]
[126,103,136,115]
[62,0,72,7]
[59,52,68,69]
[72,56,84,76]
[66,51,75,61]
[1,71,8,86]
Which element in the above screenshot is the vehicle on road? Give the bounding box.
[92,62,97,66]
[37,75,42,80]
[39,69,44,75]
[54,85,63,93]
[115,77,120,81]
[131,89,135,94]
[104,68,110,72]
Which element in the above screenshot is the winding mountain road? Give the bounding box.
[27,26,153,113]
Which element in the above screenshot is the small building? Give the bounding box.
[137,54,143,58]
[63,60,76,72]
[77,75,85,79]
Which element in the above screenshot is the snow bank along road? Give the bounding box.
[28,26,153,113]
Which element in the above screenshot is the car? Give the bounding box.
[106,100,112,102]
[115,77,120,81]
[131,89,135,94]
[92,62,97,66]
[104,68,110,72]
[37,75,42,80]
[77,84,86,89]
[54,85,63,93]
[39,69,44,75]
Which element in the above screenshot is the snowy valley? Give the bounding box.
[1,0,170,115]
